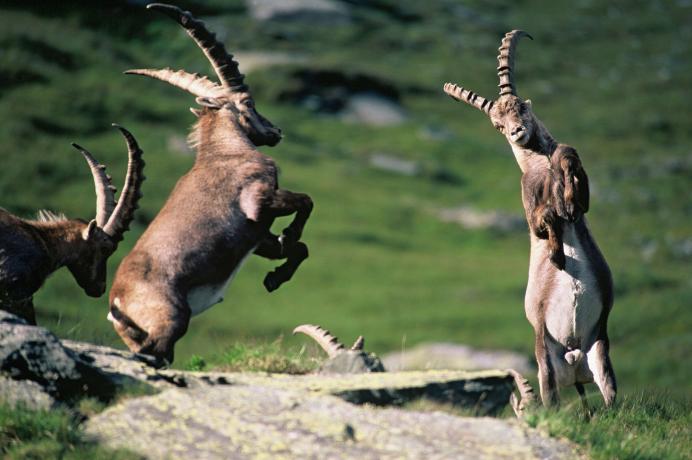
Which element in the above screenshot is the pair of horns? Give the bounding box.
[126,3,247,98]
[444,30,533,114]
[293,324,364,359]
[71,124,145,242]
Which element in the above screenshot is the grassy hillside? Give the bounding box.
[0,0,690,405]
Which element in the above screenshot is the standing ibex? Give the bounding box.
[0,125,144,325]
[444,30,616,410]
[109,3,313,364]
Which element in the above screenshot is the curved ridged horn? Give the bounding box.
[443,82,494,115]
[102,124,146,242]
[125,68,225,98]
[497,30,533,97]
[293,324,345,358]
[71,143,117,228]
[507,369,537,417]
[147,3,247,92]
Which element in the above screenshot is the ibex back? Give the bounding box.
[444,30,615,410]
[109,3,313,364]
[0,125,144,324]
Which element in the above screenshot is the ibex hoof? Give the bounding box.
[263,272,282,292]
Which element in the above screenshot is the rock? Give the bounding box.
[234,51,309,73]
[87,384,576,460]
[369,154,420,176]
[246,0,350,23]
[341,93,408,126]
[437,206,526,232]
[0,376,56,410]
[382,342,534,376]
[0,311,115,406]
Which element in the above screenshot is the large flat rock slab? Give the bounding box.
[185,369,513,415]
[86,384,576,460]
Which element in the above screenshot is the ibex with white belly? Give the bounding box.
[444,30,616,410]
[109,3,313,364]
[0,125,144,324]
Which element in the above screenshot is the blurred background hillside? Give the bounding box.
[0,0,689,398]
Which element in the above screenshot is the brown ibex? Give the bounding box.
[0,125,144,325]
[444,30,615,410]
[109,3,313,364]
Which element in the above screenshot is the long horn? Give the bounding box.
[125,68,225,98]
[102,124,146,242]
[507,369,537,417]
[443,82,494,115]
[71,143,117,228]
[497,30,533,97]
[293,324,345,359]
[147,3,247,91]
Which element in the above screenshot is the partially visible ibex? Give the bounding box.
[0,125,144,324]
[444,30,615,410]
[109,3,313,364]
[293,324,385,373]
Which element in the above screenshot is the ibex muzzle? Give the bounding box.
[444,30,616,410]
[0,125,145,324]
[110,3,313,365]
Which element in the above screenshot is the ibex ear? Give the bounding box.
[525,99,532,108]
[195,97,222,109]
[190,107,203,118]
[82,219,98,241]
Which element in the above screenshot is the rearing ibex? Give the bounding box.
[109,3,313,364]
[444,30,616,409]
[0,125,144,324]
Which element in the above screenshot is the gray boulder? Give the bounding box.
[0,311,115,407]
[383,342,534,376]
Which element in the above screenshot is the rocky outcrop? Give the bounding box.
[87,384,576,460]
[0,311,116,408]
[383,342,534,376]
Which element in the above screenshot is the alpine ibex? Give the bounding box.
[109,3,313,364]
[444,30,616,409]
[0,125,144,325]
[293,324,385,373]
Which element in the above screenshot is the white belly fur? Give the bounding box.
[543,225,603,346]
[186,247,256,317]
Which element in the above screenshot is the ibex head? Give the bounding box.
[126,3,282,147]
[68,125,145,297]
[444,30,536,148]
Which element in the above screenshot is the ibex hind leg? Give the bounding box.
[536,327,560,407]
[137,305,191,367]
[3,298,37,325]
[586,338,616,407]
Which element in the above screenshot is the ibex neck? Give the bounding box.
[33,221,85,269]
[511,119,556,173]
[192,113,255,160]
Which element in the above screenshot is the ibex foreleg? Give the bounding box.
[255,189,313,292]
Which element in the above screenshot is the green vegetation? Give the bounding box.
[182,338,321,374]
[0,402,142,460]
[0,0,690,457]
[527,393,692,460]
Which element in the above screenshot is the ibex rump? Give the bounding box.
[109,3,313,364]
[444,30,615,410]
[0,125,144,324]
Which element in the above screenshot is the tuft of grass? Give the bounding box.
[525,393,692,460]
[193,339,321,374]
[0,402,143,460]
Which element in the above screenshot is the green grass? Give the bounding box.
[181,338,321,374]
[0,403,142,460]
[0,0,690,457]
[526,393,692,460]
